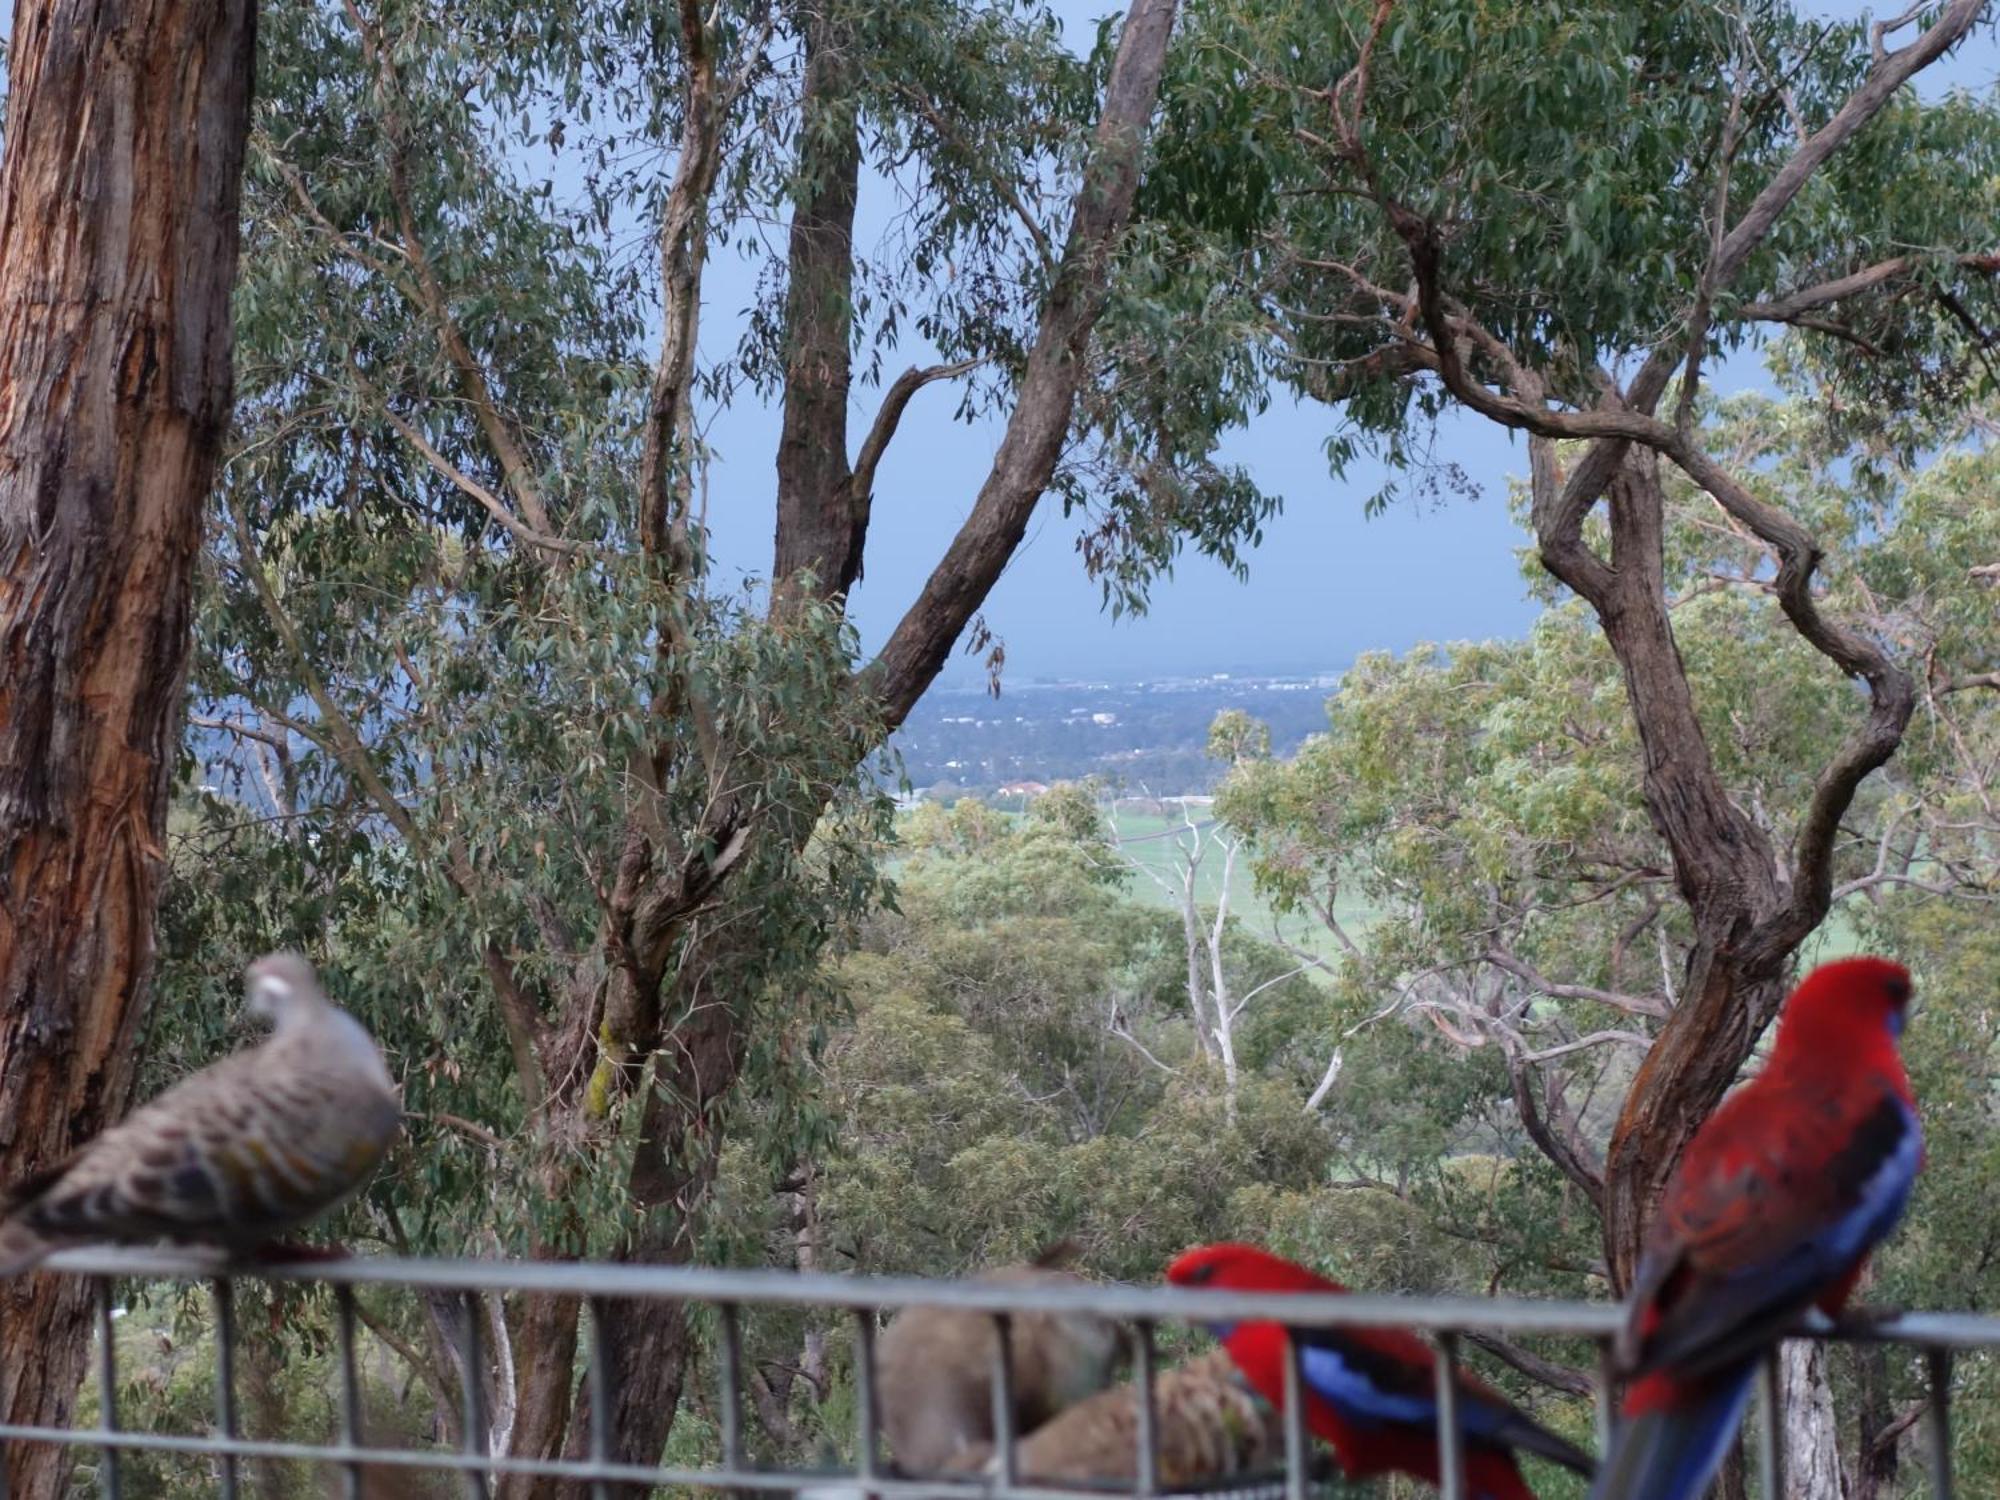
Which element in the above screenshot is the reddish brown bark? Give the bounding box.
[0,0,257,1493]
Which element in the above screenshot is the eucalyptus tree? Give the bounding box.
[1142,0,2000,1288]
[1216,392,2000,1487]
[0,3,257,1494]
[177,0,1260,1484]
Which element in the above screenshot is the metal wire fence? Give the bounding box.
[2,1247,1993,1500]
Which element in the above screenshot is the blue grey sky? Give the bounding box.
[692,2,1998,685]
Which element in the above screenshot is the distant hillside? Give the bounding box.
[886,670,1341,799]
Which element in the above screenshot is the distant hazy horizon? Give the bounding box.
[688,3,1998,688]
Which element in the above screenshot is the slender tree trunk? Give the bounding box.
[1179,852,1213,1059]
[1851,1345,1900,1500]
[0,2,256,1495]
[771,0,861,602]
[499,1292,579,1500]
[1781,1340,1848,1500]
[501,0,1183,1478]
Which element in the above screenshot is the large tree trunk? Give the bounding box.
[0,0,256,1494]
[1533,447,1906,1288]
[550,1002,746,1497]
[771,0,861,603]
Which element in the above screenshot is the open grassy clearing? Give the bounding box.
[1105,805,1381,962]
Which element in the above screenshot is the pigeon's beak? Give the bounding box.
[246,969,293,1023]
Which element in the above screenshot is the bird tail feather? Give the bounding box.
[1586,1367,1755,1500]
[0,1217,53,1279]
[1490,1408,1599,1479]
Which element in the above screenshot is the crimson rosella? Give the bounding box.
[1167,1243,1595,1500]
[1590,955,1923,1500]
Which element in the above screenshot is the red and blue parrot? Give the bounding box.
[1166,1243,1595,1500]
[1590,955,1923,1500]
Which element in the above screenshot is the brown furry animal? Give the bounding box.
[875,1242,1130,1474]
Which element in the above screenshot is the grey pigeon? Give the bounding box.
[0,952,401,1274]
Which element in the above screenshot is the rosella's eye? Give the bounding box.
[1884,976,1912,1004]
[1183,1261,1217,1284]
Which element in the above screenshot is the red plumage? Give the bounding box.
[1593,956,1923,1500]
[1167,1244,1592,1500]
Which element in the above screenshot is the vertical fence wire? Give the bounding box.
[209,1279,240,1500]
[1433,1331,1464,1500]
[92,1277,121,1500]
[333,1286,365,1500]
[1757,1352,1782,1500]
[1594,1337,1618,1458]
[1132,1320,1159,1499]
[585,1297,613,1500]
[1281,1331,1308,1500]
[988,1313,1018,1488]
[718,1301,746,1475]
[1927,1347,1955,1500]
[459,1292,490,1500]
[853,1310,880,1484]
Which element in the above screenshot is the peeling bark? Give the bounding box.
[1782,1341,1849,1500]
[0,1,256,1495]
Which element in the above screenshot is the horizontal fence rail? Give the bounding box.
[0,1247,1990,1500]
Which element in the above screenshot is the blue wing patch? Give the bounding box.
[1300,1344,1436,1429]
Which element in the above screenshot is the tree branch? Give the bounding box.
[1667,446,1917,952]
[1482,947,1668,1019]
[637,0,727,570]
[1711,0,1987,295]
[1939,671,2000,694]
[1462,1331,1595,1400]
[1536,0,1989,535]
[374,400,589,557]
[1741,250,2000,323]
[1505,1048,1605,1209]
[1302,1047,1343,1114]
[352,1295,460,1436]
[342,0,556,537]
[848,358,985,581]
[867,0,1182,730]
[227,493,553,1114]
